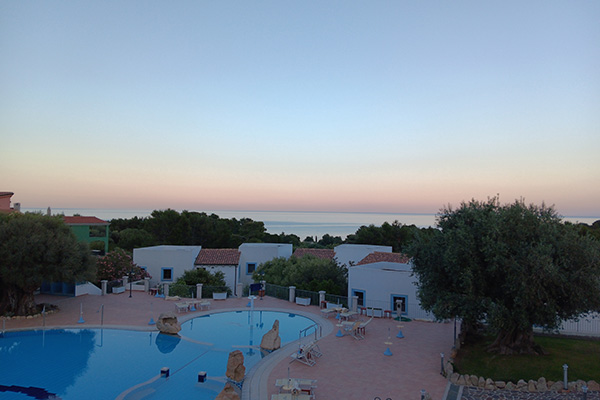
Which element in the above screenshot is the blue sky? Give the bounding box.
[1,1,599,216]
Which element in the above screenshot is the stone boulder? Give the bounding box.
[588,381,600,391]
[156,312,181,335]
[260,319,281,351]
[225,350,246,383]
[215,383,240,400]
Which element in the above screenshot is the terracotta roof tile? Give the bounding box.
[357,251,411,265]
[63,216,109,225]
[293,248,335,260]
[195,249,240,265]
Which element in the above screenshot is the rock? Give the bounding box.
[517,379,527,391]
[156,312,181,335]
[505,382,516,390]
[450,373,459,384]
[469,375,479,387]
[576,380,587,392]
[444,361,454,376]
[225,350,245,383]
[215,383,240,400]
[587,381,600,391]
[457,375,467,386]
[568,382,577,392]
[478,376,486,388]
[547,381,554,389]
[485,378,495,390]
[550,381,564,392]
[537,377,548,391]
[528,380,537,392]
[495,381,506,389]
[259,320,281,351]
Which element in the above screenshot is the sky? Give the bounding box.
[1,1,599,217]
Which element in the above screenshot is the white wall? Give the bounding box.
[334,244,392,267]
[200,265,237,293]
[348,261,431,319]
[133,245,201,287]
[75,282,102,296]
[238,243,293,287]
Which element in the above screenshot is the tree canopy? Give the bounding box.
[254,255,348,295]
[95,249,150,284]
[0,213,95,315]
[410,198,600,355]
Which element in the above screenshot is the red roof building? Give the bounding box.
[195,249,241,266]
[357,251,411,265]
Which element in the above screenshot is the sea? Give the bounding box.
[22,208,600,240]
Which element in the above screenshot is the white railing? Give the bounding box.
[534,312,600,337]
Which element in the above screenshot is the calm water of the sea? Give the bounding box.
[22,208,600,240]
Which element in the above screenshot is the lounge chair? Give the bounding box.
[342,317,373,338]
[340,310,358,320]
[290,341,321,366]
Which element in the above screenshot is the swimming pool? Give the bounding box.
[0,310,316,400]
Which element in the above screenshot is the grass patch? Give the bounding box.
[454,334,600,382]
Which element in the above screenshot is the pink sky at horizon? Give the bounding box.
[2,2,599,218]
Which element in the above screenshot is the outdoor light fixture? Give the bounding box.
[563,364,568,390]
[440,353,445,375]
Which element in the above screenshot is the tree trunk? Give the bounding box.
[487,327,546,355]
[0,283,38,316]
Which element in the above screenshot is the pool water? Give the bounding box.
[0,310,315,400]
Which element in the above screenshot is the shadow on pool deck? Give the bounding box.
[3,293,454,400]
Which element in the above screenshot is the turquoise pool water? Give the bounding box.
[0,310,315,399]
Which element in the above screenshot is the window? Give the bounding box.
[246,263,257,275]
[352,289,365,307]
[161,268,173,281]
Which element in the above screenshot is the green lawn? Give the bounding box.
[454,335,600,382]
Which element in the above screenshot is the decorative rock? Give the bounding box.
[495,381,506,389]
[445,361,454,376]
[478,376,486,388]
[505,382,516,390]
[568,381,577,392]
[527,379,537,392]
[457,375,467,386]
[259,320,281,351]
[550,381,563,391]
[156,312,181,335]
[537,377,548,392]
[450,373,459,384]
[469,375,479,387]
[225,350,245,383]
[587,380,600,391]
[547,380,554,389]
[516,379,527,391]
[576,380,587,392]
[484,378,495,390]
[214,383,240,400]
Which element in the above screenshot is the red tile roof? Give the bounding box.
[0,192,14,197]
[357,252,411,265]
[195,249,241,265]
[63,216,109,225]
[293,248,335,260]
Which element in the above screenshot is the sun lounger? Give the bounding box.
[290,341,321,366]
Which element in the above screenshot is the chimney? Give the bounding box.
[14,202,21,212]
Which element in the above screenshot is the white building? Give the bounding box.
[133,245,201,287]
[194,248,241,295]
[238,243,293,287]
[333,244,392,267]
[347,252,432,320]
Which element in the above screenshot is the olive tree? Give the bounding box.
[410,198,600,355]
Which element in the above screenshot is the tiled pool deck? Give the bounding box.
[3,293,597,400]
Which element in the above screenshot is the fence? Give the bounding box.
[534,312,600,337]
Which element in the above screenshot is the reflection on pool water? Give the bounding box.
[0,310,315,400]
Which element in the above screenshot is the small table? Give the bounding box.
[149,288,158,296]
[383,310,392,318]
